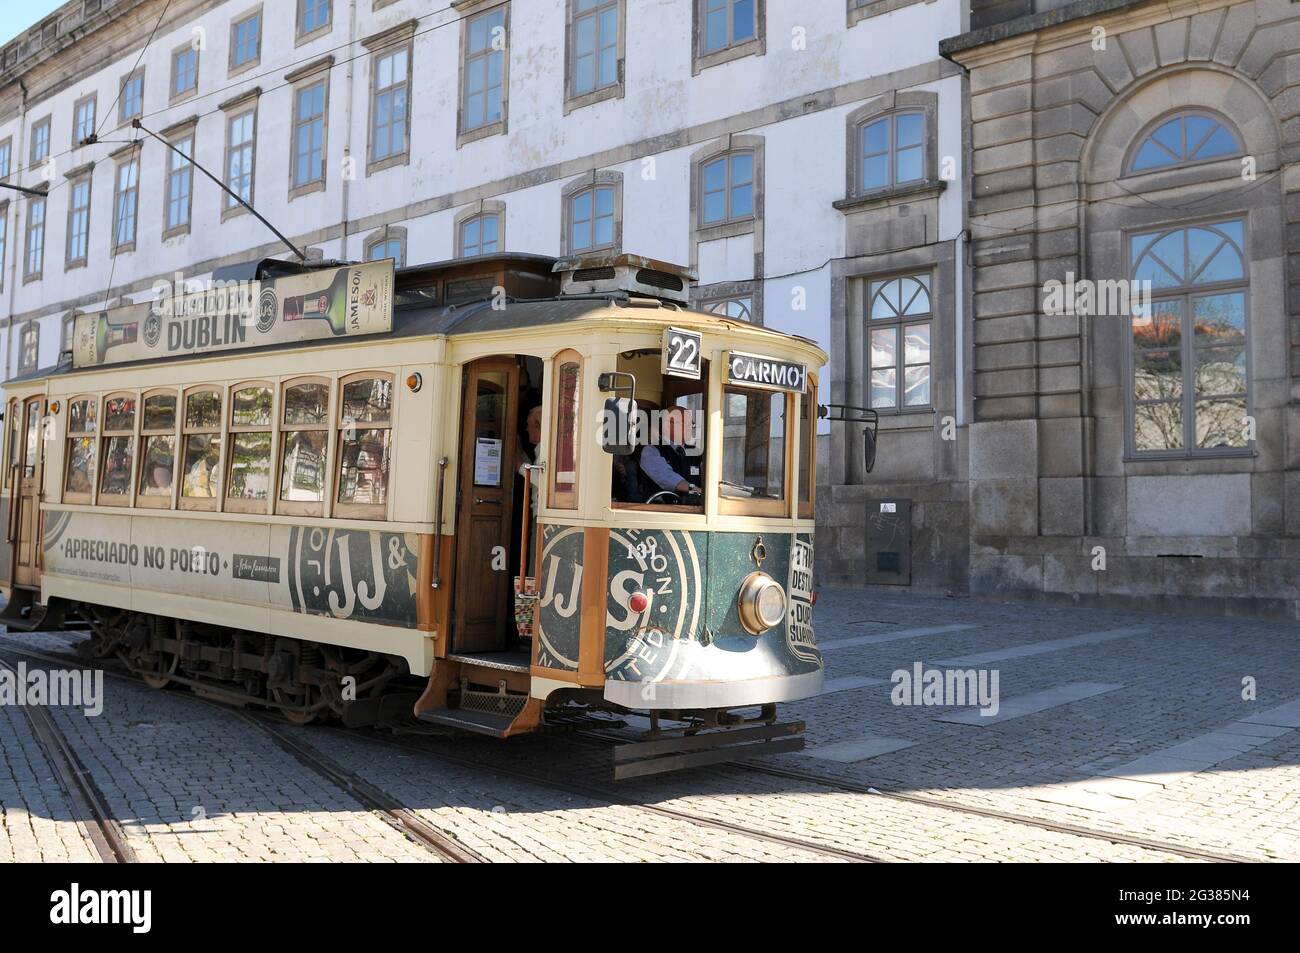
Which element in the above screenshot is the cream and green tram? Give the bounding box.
[0,253,872,776]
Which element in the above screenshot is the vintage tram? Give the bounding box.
[0,252,874,776]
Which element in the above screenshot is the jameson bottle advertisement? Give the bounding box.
[71,260,394,369]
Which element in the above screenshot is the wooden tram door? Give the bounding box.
[452,358,520,654]
[10,397,45,589]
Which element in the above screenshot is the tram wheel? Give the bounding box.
[140,653,179,690]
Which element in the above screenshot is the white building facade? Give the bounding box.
[0,0,967,586]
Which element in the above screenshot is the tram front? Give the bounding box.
[526,303,873,774]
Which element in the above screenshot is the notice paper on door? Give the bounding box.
[474,437,503,486]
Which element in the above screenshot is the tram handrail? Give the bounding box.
[431,457,449,589]
[6,464,19,544]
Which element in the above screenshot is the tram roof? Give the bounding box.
[4,253,822,387]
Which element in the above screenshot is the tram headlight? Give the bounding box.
[738,572,787,635]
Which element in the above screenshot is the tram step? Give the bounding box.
[416,708,516,738]
[0,592,63,632]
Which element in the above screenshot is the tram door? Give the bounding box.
[453,358,520,654]
[10,397,45,589]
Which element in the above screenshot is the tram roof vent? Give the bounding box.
[553,253,696,306]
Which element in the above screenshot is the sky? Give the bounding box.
[0,1,69,49]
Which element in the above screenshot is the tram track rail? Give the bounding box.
[1,635,1264,864]
[0,642,483,864]
[576,726,1262,864]
[0,654,137,863]
[0,640,881,863]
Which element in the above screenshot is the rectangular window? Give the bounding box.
[292,80,327,190]
[24,197,45,279]
[0,139,10,178]
[98,394,136,504]
[225,109,256,210]
[298,0,331,38]
[138,392,177,506]
[30,117,50,165]
[0,212,7,291]
[571,0,619,97]
[113,156,139,251]
[798,380,815,517]
[64,396,97,502]
[66,176,91,266]
[1129,219,1249,455]
[172,45,199,99]
[569,185,615,253]
[550,355,581,508]
[120,70,144,123]
[73,96,96,146]
[165,134,194,234]
[370,45,409,165]
[336,376,392,514]
[19,325,38,372]
[231,11,261,70]
[721,387,787,506]
[181,389,222,505]
[462,7,505,134]
[867,273,932,410]
[701,0,756,52]
[227,383,273,510]
[279,379,329,514]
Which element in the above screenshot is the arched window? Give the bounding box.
[859,111,924,192]
[459,212,500,257]
[1129,218,1248,455]
[1127,112,1241,174]
[699,150,754,226]
[365,225,405,267]
[867,274,932,410]
[18,322,39,372]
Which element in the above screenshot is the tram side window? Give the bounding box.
[23,400,40,480]
[337,375,392,514]
[98,394,136,504]
[64,396,98,503]
[721,386,786,502]
[550,354,580,509]
[181,389,222,504]
[6,400,18,485]
[138,392,178,505]
[798,379,816,518]
[279,379,330,514]
[227,383,273,509]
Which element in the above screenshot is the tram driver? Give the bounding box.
[640,405,703,504]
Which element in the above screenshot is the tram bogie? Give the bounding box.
[0,251,855,776]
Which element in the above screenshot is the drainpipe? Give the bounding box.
[339,0,359,261]
[4,80,30,383]
[954,228,968,427]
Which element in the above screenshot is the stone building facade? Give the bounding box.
[934,0,1300,616]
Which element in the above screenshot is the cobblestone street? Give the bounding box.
[2,589,1297,862]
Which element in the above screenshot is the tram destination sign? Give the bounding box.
[71,260,395,369]
[725,350,807,393]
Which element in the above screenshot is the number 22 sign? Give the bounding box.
[662,327,702,380]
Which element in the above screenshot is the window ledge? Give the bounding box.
[834,178,946,212]
[693,36,765,75]
[367,151,410,177]
[458,118,507,149]
[696,217,756,243]
[288,179,326,202]
[848,0,936,29]
[564,82,623,116]
[221,202,250,222]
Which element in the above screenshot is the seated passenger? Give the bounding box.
[640,406,703,503]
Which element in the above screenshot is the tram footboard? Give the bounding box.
[611,720,805,780]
